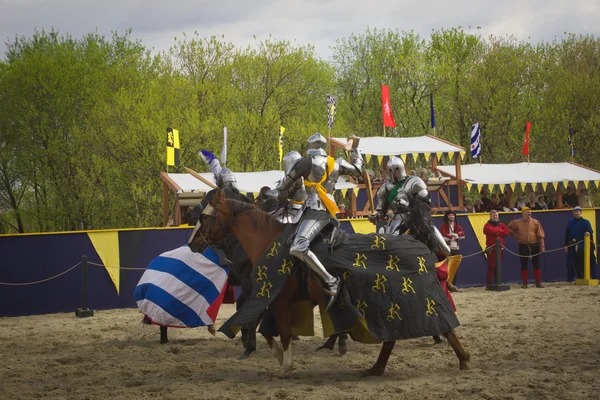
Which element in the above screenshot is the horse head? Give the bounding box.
[188,189,237,253]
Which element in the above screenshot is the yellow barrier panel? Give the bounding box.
[576,234,598,286]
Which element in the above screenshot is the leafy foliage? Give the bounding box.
[1,28,599,232]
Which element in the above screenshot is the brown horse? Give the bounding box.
[192,190,470,377]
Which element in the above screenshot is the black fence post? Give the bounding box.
[75,255,94,317]
[489,238,510,291]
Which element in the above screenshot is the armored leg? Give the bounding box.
[290,217,339,308]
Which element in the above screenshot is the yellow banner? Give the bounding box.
[423,152,431,162]
[466,214,490,259]
[400,154,407,163]
[376,155,383,164]
[87,232,120,294]
[541,182,548,191]
[166,128,180,167]
[340,188,348,198]
[436,152,443,162]
[365,154,372,163]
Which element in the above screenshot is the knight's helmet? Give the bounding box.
[282,151,302,175]
[199,149,238,190]
[387,156,406,183]
[306,132,327,156]
[216,167,237,189]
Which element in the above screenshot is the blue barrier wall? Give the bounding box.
[1,209,597,317]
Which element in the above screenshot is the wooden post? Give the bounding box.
[162,180,170,226]
[556,186,563,208]
[456,153,463,210]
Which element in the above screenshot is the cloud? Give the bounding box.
[1,0,599,60]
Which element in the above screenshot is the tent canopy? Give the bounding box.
[164,170,357,195]
[436,162,600,187]
[330,135,464,157]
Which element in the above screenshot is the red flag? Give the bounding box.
[381,84,396,128]
[522,122,532,156]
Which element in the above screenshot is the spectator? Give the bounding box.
[463,198,474,213]
[563,185,578,208]
[498,193,510,211]
[564,206,596,281]
[336,204,351,219]
[526,192,537,210]
[514,196,526,211]
[440,210,465,292]
[483,209,510,289]
[440,210,465,256]
[507,207,546,288]
[474,199,486,213]
[480,189,492,211]
[489,194,499,211]
[578,188,594,208]
[536,195,548,210]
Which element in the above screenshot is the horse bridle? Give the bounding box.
[194,197,255,248]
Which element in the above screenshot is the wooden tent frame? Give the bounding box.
[328,135,465,215]
[160,172,207,226]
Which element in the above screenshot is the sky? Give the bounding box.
[1,0,599,61]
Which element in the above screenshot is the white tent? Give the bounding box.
[436,162,600,188]
[330,135,464,157]
[165,170,357,194]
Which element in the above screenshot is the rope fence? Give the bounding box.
[0,239,593,286]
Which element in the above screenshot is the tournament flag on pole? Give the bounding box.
[568,125,576,156]
[522,122,531,156]
[327,95,336,130]
[430,93,436,129]
[470,123,481,158]
[221,127,227,166]
[166,127,180,167]
[381,84,396,128]
[278,126,286,167]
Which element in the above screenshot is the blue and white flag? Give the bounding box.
[470,123,481,158]
[134,246,230,328]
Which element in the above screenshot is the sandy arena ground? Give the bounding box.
[1,282,599,400]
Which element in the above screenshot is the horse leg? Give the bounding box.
[433,335,444,344]
[443,329,471,370]
[316,334,337,351]
[362,341,395,377]
[264,335,283,366]
[239,318,258,360]
[338,333,348,355]
[160,325,168,344]
[271,285,295,377]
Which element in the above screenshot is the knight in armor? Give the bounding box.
[274,133,363,306]
[264,151,307,224]
[199,150,237,190]
[371,156,450,256]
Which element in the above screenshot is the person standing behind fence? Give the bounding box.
[440,210,464,292]
[564,206,596,281]
[483,210,510,289]
[507,207,546,288]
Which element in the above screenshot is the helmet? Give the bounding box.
[306,132,327,156]
[387,156,406,182]
[282,151,301,175]
[216,167,237,189]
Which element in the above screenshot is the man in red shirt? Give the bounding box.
[483,209,510,289]
[440,210,465,291]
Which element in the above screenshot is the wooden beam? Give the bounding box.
[455,153,464,210]
[162,180,170,227]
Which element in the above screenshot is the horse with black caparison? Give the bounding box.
[192,189,471,377]
[153,187,346,358]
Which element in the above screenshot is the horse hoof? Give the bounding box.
[291,335,300,341]
[238,348,255,360]
[459,360,471,370]
[338,344,348,356]
[160,339,169,344]
[316,344,333,352]
[361,368,384,377]
[278,366,294,378]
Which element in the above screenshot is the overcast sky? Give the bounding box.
[1,0,599,61]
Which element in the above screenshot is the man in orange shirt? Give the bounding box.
[507,207,546,288]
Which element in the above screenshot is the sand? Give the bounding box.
[1,282,599,400]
